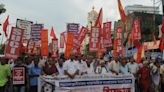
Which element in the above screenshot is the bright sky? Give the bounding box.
[0,0,162,42]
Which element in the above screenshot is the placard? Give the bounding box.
[5,27,24,59]
[67,23,79,36]
[89,27,100,52]
[13,67,25,85]
[16,19,33,41]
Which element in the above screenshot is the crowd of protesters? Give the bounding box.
[0,53,164,92]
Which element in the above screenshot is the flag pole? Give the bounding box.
[162,50,164,60]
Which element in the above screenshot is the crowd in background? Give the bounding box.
[0,53,164,92]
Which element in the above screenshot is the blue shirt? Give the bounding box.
[29,66,42,86]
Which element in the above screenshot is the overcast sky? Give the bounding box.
[0,0,162,41]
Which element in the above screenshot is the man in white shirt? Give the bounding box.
[85,58,94,74]
[56,58,65,76]
[95,58,109,74]
[127,58,139,76]
[63,56,79,79]
[76,56,88,75]
[109,57,120,75]
[127,58,139,92]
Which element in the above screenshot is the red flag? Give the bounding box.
[98,28,106,52]
[5,27,24,59]
[3,15,9,37]
[136,43,142,64]
[94,8,103,27]
[152,33,157,45]
[25,40,30,53]
[41,29,48,56]
[73,37,81,49]
[133,18,141,40]
[77,26,88,44]
[159,35,164,50]
[161,19,164,34]
[60,32,65,48]
[50,27,57,40]
[159,18,164,50]
[118,0,126,23]
[129,30,134,42]
[113,39,118,57]
[64,32,74,58]
[26,40,35,54]
[52,39,58,58]
[129,18,141,43]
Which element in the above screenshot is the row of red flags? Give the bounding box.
[2,0,164,61]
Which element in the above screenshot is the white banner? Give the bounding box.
[38,74,135,92]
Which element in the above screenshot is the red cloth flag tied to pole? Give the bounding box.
[94,8,105,56]
[160,18,164,50]
[94,8,103,28]
[60,32,65,48]
[52,39,58,58]
[3,15,9,37]
[133,18,141,40]
[129,18,142,63]
[50,26,57,40]
[161,18,164,34]
[117,0,126,24]
[152,32,157,45]
[129,17,141,41]
[50,26,59,57]
[77,26,88,44]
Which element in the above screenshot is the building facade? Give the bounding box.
[124,5,160,15]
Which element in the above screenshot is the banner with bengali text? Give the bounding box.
[114,27,123,55]
[5,27,24,59]
[132,18,141,40]
[89,27,100,52]
[77,26,88,44]
[16,19,33,43]
[38,74,135,92]
[103,22,112,47]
